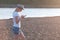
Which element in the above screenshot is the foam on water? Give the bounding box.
[0,8,60,19]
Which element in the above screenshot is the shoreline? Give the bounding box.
[0,16,60,20]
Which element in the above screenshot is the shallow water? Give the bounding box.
[0,8,60,19]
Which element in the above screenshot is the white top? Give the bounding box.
[13,11,22,28]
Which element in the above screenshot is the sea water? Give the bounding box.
[0,8,60,19]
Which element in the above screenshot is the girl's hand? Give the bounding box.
[21,15,26,19]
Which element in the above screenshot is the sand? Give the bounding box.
[0,16,60,40]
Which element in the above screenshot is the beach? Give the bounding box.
[0,16,60,40]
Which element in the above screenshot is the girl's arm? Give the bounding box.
[15,16,19,24]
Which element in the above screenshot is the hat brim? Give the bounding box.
[16,7,24,10]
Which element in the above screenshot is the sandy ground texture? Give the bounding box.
[0,17,60,40]
[1,0,60,8]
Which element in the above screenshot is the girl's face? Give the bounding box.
[16,8,23,12]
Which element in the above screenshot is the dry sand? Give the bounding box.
[0,16,60,40]
[1,0,60,8]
